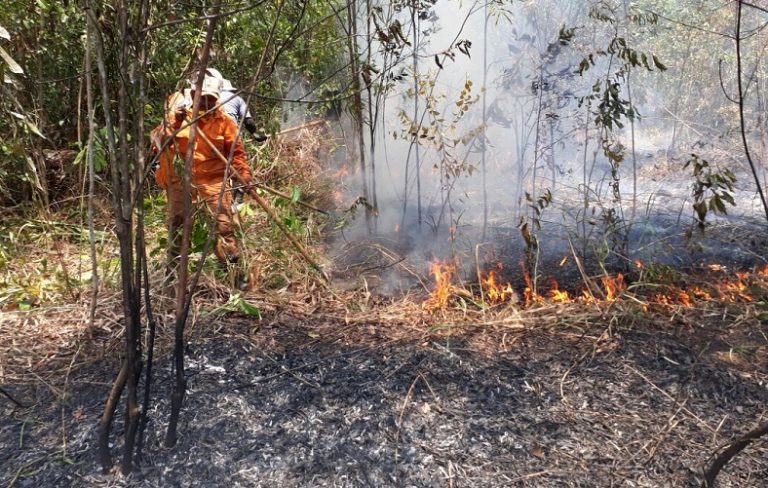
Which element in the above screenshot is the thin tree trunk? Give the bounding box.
[581,107,590,259]
[133,0,154,464]
[84,14,99,330]
[115,2,142,473]
[34,11,49,209]
[365,0,378,232]
[346,0,370,232]
[87,2,141,472]
[481,1,488,241]
[166,7,220,448]
[413,4,422,227]
[98,360,127,471]
[702,420,768,487]
[736,0,768,223]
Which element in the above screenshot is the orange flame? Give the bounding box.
[423,259,767,311]
[522,268,537,304]
[655,287,692,307]
[601,273,626,301]
[332,164,349,179]
[549,280,571,303]
[482,271,516,303]
[559,256,569,267]
[690,286,713,301]
[423,260,455,311]
[714,271,751,302]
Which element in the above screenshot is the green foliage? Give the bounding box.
[215,1,346,119]
[207,293,261,318]
[73,127,109,172]
[684,154,737,232]
[399,78,480,181]
[333,196,374,230]
[1,0,347,208]
[571,4,669,264]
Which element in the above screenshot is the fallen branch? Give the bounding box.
[702,420,768,488]
[0,386,27,408]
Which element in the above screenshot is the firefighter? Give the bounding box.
[219,78,267,141]
[151,74,252,287]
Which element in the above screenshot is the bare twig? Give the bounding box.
[0,386,27,408]
[702,420,768,487]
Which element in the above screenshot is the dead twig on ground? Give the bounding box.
[702,420,768,488]
[0,385,28,408]
[626,364,717,434]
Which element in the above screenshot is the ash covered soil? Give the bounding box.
[2,314,767,487]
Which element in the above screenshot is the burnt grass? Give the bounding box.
[1,311,767,487]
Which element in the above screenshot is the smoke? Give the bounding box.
[327,0,768,283]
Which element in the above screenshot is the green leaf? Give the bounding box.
[237,298,261,317]
[73,148,85,166]
[712,196,727,215]
[693,201,707,222]
[290,186,301,204]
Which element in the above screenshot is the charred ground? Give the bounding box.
[2,295,767,487]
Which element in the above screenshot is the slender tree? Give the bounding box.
[735,0,768,223]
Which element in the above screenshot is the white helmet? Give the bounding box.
[221,79,235,91]
[204,67,224,80]
[194,75,222,99]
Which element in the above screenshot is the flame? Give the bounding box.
[423,260,456,311]
[648,284,692,308]
[549,285,570,302]
[601,273,626,301]
[332,164,349,179]
[714,271,751,302]
[423,258,767,311]
[522,267,537,304]
[394,224,400,233]
[677,290,692,306]
[559,256,569,267]
[482,271,516,303]
[581,289,597,303]
[690,286,713,300]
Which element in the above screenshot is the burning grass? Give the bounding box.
[422,257,768,314]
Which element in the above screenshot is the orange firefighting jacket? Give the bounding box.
[152,95,251,190]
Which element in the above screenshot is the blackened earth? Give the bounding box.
[1,317,767,487]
